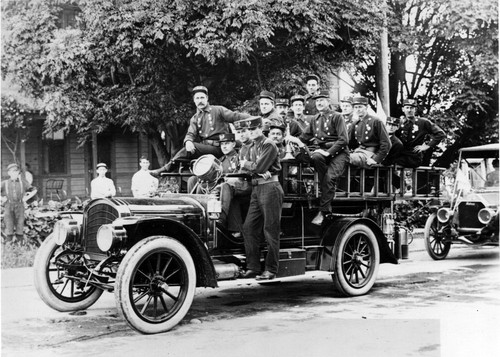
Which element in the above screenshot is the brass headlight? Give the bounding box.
[53,220,80,246]
[478,208,495,225]
[437,208,453,223]
[96,224,127,252]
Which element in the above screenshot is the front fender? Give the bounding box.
[319,217,398,271]
[119,217,217,288]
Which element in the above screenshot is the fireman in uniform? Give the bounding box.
[290,94,310,134]
[349,96,391,168]
[287,90,349,225]
[239,116,284,281]
[152,86,250,174]
[259,91,284,136]
[388,98,445,168]
[1,163,31,243]
[303,74,321,122]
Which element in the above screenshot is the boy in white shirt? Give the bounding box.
[90,163,116,199]
[131,156,159,197]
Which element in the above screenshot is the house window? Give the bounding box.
[57,5,81,29]
[43,130,67,174]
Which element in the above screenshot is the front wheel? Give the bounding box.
[115,236,196,334]
[332,224,380,296]
[33,234,103,311]
[424,213,451,260]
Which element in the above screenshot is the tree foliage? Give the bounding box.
[2,0,385,164]
[352,0,498,166]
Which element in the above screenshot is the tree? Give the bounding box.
[351,0,498,166]
[2,0,386,164]
[0,96,37,165]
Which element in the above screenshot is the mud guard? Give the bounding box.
[318,217,398,271]
[122,217,218,288]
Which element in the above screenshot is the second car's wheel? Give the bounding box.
[332,224,380,296]
[33,234,103,312]
[424,213,451,260]
[115,236,196,334]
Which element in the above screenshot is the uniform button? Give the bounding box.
[365,136,369,139]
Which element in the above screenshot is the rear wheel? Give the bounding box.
[332,224,380,296]
[33,235,103,311]
[115,236,196,334]
[424,213,451,260]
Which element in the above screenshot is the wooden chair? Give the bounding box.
[45,179,65,200]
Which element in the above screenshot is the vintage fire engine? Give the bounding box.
[34,156,442,334]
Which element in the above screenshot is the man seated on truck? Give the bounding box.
[348,96,391,169]
[383,98,446,193]
[287,90,349,225]
[151,85,250,174]
[384,98,445,169]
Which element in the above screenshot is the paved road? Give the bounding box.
[2,237,499,357]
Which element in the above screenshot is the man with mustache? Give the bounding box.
[151,86,250,174]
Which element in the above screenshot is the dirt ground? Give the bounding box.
[1,239,499,357]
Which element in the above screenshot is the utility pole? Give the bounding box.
[377,1,391,119]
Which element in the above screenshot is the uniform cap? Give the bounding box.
[290,95,305,104]
[305,74,320,83]
[192,86,208,95]
[313,90,330,100]
[275,98,290,107]
[219,133,236,142]
[233,120,247,130]
[352,96,369,106]
[7,163,19,171]
[386,116,400,126]
[96,163,108,169]
[238,116,262,129]
[402,98,418,107]
[259,91,275,101]
[269,123,286,133]
[340,96,353,103]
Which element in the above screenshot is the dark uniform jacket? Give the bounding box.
[395,116,445,149]
[184,105,250,144]
[241,135,281,176]
[350,113,391,163]
[261,108,284,125]
[299,109,349,157]
[220,151,239,173]
[293,114,310,134]
[304,93,319,120]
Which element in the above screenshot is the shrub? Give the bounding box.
[1,197,86,268]
[1,241,38,269]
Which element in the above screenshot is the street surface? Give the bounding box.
[1,236,499,357]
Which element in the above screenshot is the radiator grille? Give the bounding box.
[457,201,485,229]
[83,202,120,253]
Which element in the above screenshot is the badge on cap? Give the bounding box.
[403,98,417,107]
[239,116,262,129]
[275,98,290,107]
[219,133,235,142]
